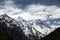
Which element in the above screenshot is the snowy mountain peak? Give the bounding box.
[0,14,20,28]
[16,17,54,40]
[0,14,55,40]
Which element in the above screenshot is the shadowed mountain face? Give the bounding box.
[0,14,29,40]
[40,27,60,40]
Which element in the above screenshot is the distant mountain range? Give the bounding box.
[0,14,59,40]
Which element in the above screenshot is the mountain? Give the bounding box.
[17,17,54,40]
[0,14,29,40]
[0,14,55,40]
[40,27,60,40]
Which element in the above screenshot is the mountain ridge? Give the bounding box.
[0,14,55,40]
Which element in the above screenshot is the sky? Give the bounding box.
[0,0,60,21]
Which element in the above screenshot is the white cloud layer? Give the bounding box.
[0,0,60,21]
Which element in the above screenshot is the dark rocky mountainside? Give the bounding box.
[0,14,29,40]
[40,27,60,40]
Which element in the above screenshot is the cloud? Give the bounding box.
[0,0,22,16]
[22,4,60,21]
[0,0,60,21]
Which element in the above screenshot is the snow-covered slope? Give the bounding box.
[16,16,55,40]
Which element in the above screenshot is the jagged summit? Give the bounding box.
[0,14,10,18]
[0,14,19,28]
